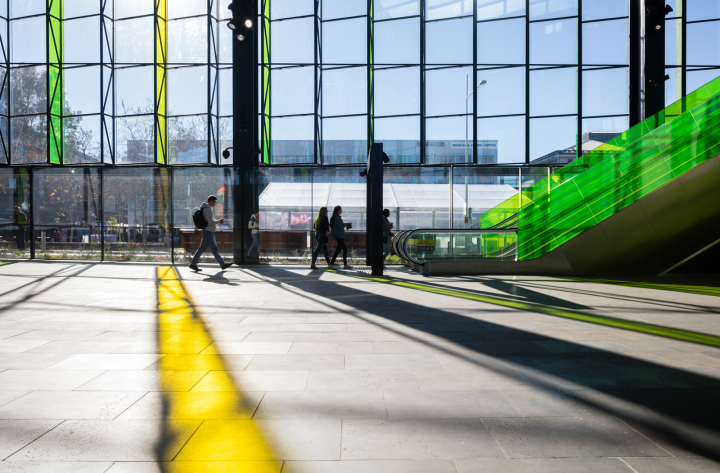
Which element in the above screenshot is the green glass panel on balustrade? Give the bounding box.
[480,75,720,261]
[479,193,519,228]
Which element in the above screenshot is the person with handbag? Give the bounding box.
[247,211,261,257]
[329,205,353,269]
[310,206,332,270]
[382,208,394,264]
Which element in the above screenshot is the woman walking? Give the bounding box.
[329,205,353,269]
[310,206,332,270]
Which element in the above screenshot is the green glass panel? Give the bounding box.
[155,0,167,165]
[262,0,271,164]
[48,0,63,164]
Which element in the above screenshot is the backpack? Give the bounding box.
[193,208,208,229]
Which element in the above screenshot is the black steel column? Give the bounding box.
[29,167,34,259]
[232,0,259,264]
[645,0,666,119]
[365,143,384,276]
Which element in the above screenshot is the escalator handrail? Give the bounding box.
[398,228,518,266]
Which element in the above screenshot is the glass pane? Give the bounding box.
[10,0,43,18]
[11,66,46,116]
[478,115,526,163]
[322,66,367,116]
[375,0,420,20]
[0,169,30,258]
[0,69,5,115]
[271,17,314,64]
[426,66,474,116]
[219,117,233,164]
[322,116,367,164]
[687,21,720,66]
[665,18,682,66]
[477,0,526,21]
[64,66,101,116]
[581,116,628,153]
[582,19,628,65]
[322,18,367,64]
[375,17,420,65]
[219,20,233,63]
[426,17,473,64]
[219,68,233,116]
[476,67,525,116]
[375,66,420,116]
[477,18,526,65]
[426,0,472,20]
[529,0,577,21]
[529,18,577,64]
[425,116,473,164]
[582,0,627,21]
[530,115,577,162]
[116,17,154,64]
[375,116,421,164]
[65,0,100,18]
[64,115,102,164]
[115,115,155,163]
[169,115,208,164]
[10,17,45,64]
[116,66,154,115]
[168,66,208,115]
[0,117,7,163]
[324,0,367,20]
[271,115,314,164]
[169,16,208,63]
[272,0,314,19]
[665,66,681,106]
[582,67,629,117]
[116,0,154,19]
[0,2,5,18]
[168,0,207,18]
[530,67,577,116]
[64,17,101,64]
[687,0,720,22]
[11,115,47,164]
[271,66,314,116]
[687,68,720,93]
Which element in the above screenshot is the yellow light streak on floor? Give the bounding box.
[156,266,281,473]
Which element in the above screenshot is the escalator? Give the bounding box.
[398,76,720,277]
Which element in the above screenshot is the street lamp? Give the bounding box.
[465,78,487,163]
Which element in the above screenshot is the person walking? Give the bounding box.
[12,206,27,251]
[189,195,232,272]
[329,205,352,269]
[382,208,394,264]
[310,206,332,270]
[247,211,262,258]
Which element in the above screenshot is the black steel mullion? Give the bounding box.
[208,0,212,164]
[420,0,425,165]
[314,0,320,164]
[578,0,583,161]
[525,0,529,165]
[472,0,477,164]
[682,0,687,99]
[100,9,104,165]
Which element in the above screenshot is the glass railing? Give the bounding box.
[480,75,720,261]
[393,229,517,265]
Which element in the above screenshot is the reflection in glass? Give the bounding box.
[375,18,420,65]
[271,0,314,20]
[219,68,233,116]
[476,67,525,116]
[529,19,577,65]
[582,19,629,65]
[168,0,206,19]
[116,66,154,115]
[426,17,473,64]
[65,17,101,64]
[219,117,233,164]
[64,115,102,164]
[688,21,720,66]
[64,67,101,116]
[271,17,315,64]
[11,116,47,164]
[322,116,367,164]
[168,66,208,116]
[11,66,46,116]
[529,0,577,21]
[530,67,577,116]
[687,1,720,22]
[116,17,154,64]
[116,0,154,19]
[65,0,101,18]
[10,0,43,19]
[426,0,473,20]
[169,115,208,164]
[375,0,420,20]
[169,16,208,63]
[478,116,525,163]
[116,115,155,164]
[665,18,681,66]
[322,67,367,116]
[426,116,473,164]
[322,18,367,64]
[219,20,233,64]
[477,18,525,65]
[530,115,577,162]
[582,0,627,22]
[687,68,720,93]
[271,66,314,116]
[10,17,45,64]
[375,66,420,116]
[323,0,367,21]
[581,116,628,141]
[426,66,474,116]
[0,169,30,259]
[477,0,526,21]
[272,115,314,164]
[582,67,629,117]
[375,116,420,164]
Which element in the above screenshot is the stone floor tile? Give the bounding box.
[482,416,669,458]
[289,342,374,354]
[23,341,130,354]
[0,340,51,354]
[0,420,61,460]
[201,331,250,342]
[0,370,105,391]
[85,332,176,343]
[413,368,529,390]
[74,370,206,392]
[192,370,310,391]
[621,457,720,473]
[384,390,521,418]
[245,354,344,371]
[0,354,74,370]
[619,415,720,458]
[321,332,399,342]
[103,463,163,473]
[8,331,104,341]
[201,342,292,355]
[0,462,113,472]
[256,420,342,460]
[0,391,147,420]
[0,392,30,408]
[143,354,254,371]
[345,354,443,370]
[454,458,633,472]
[254,391,386,419]
[305,370,419,391]
[283,459,459,473]
[48,354,162,370]
[116,390,264,420]
[341,418,505,459]
[244,332,322,343]
[0,330,32,340]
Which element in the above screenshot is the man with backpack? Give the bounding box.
[189,195,232,272]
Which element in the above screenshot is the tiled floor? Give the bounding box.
[0,261,719,472]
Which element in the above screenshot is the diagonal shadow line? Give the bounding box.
[237,266,720,460]
[556,276,720,297]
